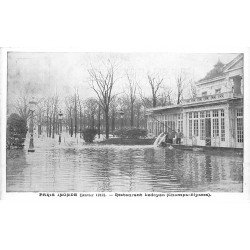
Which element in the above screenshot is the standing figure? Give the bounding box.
[168,130,175,144]
[176,129,182,144]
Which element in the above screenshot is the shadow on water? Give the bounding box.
[205,155,212,183]
[6,144,243,192]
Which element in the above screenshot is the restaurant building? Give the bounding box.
[146,53,244,148]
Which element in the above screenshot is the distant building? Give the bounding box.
[146,54,244,148]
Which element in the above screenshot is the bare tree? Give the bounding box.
[12,82,40,124]
[109,97,118,134]
[36,98,46,136]
[125,70,137,127]
[97,103,101,138]
[158,86,173,106]
[44,96,58,138]
[189,79,197,99]
[45,98,51,137]
[73,88,78,137]
[176,71,187,104]
[134,100,143,128]
[51,94,59,139]
[147,73,164,107]
[77,95,84,138]
[64,95,74,137]
[88,60,118,139]
[14,96,30,124]
[84,98,98,129]
[137,90,153,109]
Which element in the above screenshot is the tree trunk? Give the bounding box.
[55,117,58,135]
[177,93,180,105]
[38,114,41,136]
[111,109,115,135]
[49,117,52,137]
[153,96,157,108]
[130,104,134,127]
[137,108,140,128]
[91,113,95,129]
[105,110,109,139]
[83,113,86,130]
[74,95,77,138]
[38,124,41,136]
[79,107,82,138]
[52,113,55,139]
[68,118,71,135]
[70,117,73,137]
[46,113,49,137]
[97,106,101,138]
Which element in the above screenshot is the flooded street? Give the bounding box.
[6,134,243,193]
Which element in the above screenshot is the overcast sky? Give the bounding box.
[7,52,238,103]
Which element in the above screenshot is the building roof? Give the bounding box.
[198,53,243,84]
[222,53,244,72]
[199,60,225,82]
[146,104,182,114]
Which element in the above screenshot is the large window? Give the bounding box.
[194,119,199,136]
[172,121,175,131]
[164,114,178,132]
[212,110,219,139]
[221,118,225,141]
[192,112,198,136]
[213,110,219,117]
[178,113,183,133]
[236,108,243,143]
[178,121,183,133]
[221,109,225,141]
[189,119,192,139]
[167,121,171,131]
[188,112,193,139]
[236,108,243,117]
[213,118,219,137]
[200,119,205,140]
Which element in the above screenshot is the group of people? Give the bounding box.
[164,129,183,145]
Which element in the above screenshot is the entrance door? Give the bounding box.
[205,118,211,146]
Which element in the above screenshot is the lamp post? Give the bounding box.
[58,110,63,144]
[28,97,37,152]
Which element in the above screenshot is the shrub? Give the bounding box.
[114,128,147,139]
[7,113,27,149]
[82,128,98,143]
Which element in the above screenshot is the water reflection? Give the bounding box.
[6,144,243,192]
[205,155,212,183]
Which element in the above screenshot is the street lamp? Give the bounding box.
[58,110,63,144]
[28,97,37,152]
[118,109,125,129]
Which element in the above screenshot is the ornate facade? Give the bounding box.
[146,54,244,148]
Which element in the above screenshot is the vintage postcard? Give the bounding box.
[0,50,248,198]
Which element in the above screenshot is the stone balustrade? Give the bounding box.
[183,92,242,104]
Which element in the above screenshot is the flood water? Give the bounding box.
[6,135,243,192]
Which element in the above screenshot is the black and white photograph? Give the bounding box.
[1,1,250,250]
[6,52,244,193]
